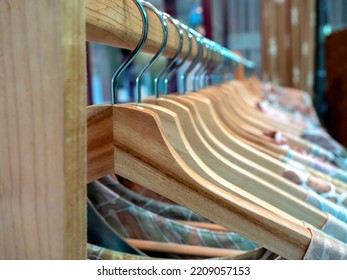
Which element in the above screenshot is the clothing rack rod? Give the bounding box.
[86,0,197,59]
[87,0,228,62]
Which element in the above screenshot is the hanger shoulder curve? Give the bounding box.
[140,98,326,229]
[112,104,311,259]
[138,102,303,223]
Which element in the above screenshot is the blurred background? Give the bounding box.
[87,0,347,146]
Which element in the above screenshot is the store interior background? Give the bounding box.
[87,0,347,147]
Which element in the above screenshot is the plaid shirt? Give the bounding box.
[88,180,259,251]
[99,175,211,222]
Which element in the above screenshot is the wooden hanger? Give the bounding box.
[143,97,297,191]
[159,94,284,172]
[138,102,307,224]
[223,82,315,150]
[221,68,306,135]
[87,1,314,259]
[125,238,263,258]
[137,41,335,230]
[230,79,328,153]
[183,47,304,160]
[115,8,314,227]
[88,103,312,259]
[183,93,286,154]
[90,191,259,259]
[188,87,299,167]
[175,220,229,232]
[143,97,291,188]
[223,81,304,135]
[232,76,347,188]
[216,82,344,182]
[141,98,329,229]
[235,78,310,132]
[152,43,324,186]
[223,79,326,152]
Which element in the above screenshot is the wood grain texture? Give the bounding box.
[0,0,86,259]
[142,98,326,229]
[175,221,229,232]
[163,95,286,173]
[227,82,304,135]
[86,0,198,60]
[193,88,308,193]
[113,105,311,259]
[87,105,114,183]
[146,97,307,200]
[137,103,300,224]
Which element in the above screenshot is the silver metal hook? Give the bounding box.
[111,0,148,104]
[163,24,193,95]
[220,48,232,82]
[192,41,206,91]
[193,38,210,91]
[203,41,217,87]
[182,29,203,94]
[205,43,215,86]
[154,14,183,98]
[213,47,226,84]
[202,41,214,88]
[135,1,168,103]
[206,42,221,86]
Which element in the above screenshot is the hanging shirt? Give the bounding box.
[99,175,211,222]
[88,180,259,251]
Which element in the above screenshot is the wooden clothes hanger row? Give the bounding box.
[85,0,347,259]
[126,5,342,231]
[86,0,342,190]
[243,76,321,125]
[220,77,339,160]
[142,37,347,205]
[180,54,318,156]
[194,77,347,188]
[221,80,323,151]
[88,103,312,260]
[218,79,347,188]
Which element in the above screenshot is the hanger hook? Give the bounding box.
[219,46,227,84]
[194,38,210,91]
[214,47,228,84]
[206,42,221,86]
[181,29,203,94]
[203,41,214,88]
[111,0,148,104]
[154,14,183,98]
[163,24,193,95]
[135,1,168,103]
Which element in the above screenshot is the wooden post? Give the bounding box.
[0,0,86,259]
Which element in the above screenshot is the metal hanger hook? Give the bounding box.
[135,1,168,103]
[163,24,193,95]
[111,0,148,104]
[181,29,203,94]
[154,14,183,98]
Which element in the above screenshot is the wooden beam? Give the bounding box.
[0,0,86,259]
[86,0,199,59]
